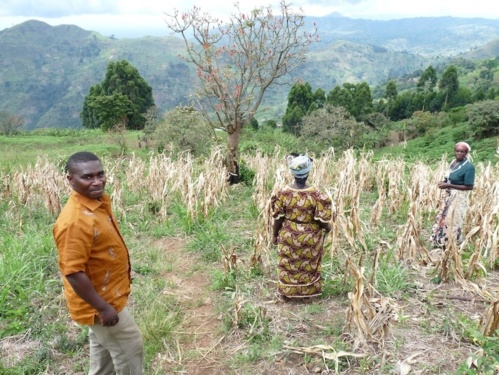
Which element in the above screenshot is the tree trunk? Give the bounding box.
[226,128,241,184]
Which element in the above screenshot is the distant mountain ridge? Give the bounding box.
[307,14,499,56]
[1,16,499,129]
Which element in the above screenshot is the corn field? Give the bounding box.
[2,146,498,368]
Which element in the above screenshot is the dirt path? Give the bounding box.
[155,237,232,374]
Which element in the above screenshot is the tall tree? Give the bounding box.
[439,65,459,108]
[81,60,155,130]
[165,1,317,181]
[384,80,398,101]
[351,82,373,121]
[327,82,373,121]
[417,66,437,111]
[282,82,315,135]
[383,80,398,118]
[417,66,437,92]
[313,88,326,110]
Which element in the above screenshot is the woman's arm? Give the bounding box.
[272,217,285,245]
[438,182,473,191]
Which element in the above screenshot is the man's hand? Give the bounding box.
[66,272,119,326]
[97,304,119,326]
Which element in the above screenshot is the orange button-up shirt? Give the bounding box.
[53,191,131,325]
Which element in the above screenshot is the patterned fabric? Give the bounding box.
[430,189,469,247]
[271,186,332,298]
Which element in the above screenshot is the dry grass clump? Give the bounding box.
[6,156,65,217]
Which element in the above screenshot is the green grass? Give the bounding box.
[1,128,497,374]
[374,122,497,164]
[0,129,146,169]
[374,250,413,297]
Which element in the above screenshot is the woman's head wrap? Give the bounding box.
[455,142,471,152]
[287,154,312,178]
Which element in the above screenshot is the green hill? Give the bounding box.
[2,16,499,130]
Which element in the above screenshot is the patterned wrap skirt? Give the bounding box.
[276,220,325,298]
[430,189,469,247]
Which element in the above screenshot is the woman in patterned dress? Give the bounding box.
[430,142,475,248]
[271,154,332,301]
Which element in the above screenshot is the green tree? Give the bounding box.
[416,66,437,111]
[417,66,437,93]
[282,82,315,135]
[389,91,424,121]
[327,82,373,121]
[449,86,473,108]
[351,82,374,121]
[439,65,459,108]
[81,60,155,130]
[313,88,326,109]
[250,117,259,131]
[384,81,398,101]
[327,85,353,111]
[265,119,277,129]
[383,80,398,118]
[282,106,306,135]
[165,1,317,181]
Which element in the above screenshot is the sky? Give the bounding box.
[1,0,499,39]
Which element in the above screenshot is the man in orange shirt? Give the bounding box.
[53,151,143,374]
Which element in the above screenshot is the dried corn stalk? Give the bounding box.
[221,245,240,273]
[435,219,465,283]
[395,194,430,264]
[343,256,394,350]
[480,300,499,336]
[370,160,388,225]
[250,152,286,271]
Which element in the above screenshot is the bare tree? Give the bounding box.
[165,1,317,182]
[0,111,24,135]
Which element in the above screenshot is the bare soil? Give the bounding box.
[153,237,233,374]
[150,237,499,374]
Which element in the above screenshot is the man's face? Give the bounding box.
[67,160,106,199]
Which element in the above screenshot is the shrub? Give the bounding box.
[153,106,214,156]
[466,100,499,139]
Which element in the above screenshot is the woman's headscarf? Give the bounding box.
[287,154,312,178]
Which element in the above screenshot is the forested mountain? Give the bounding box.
[1,15,499,130]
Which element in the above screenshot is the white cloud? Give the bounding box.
[0,0,120,17]
[1,0,498,38]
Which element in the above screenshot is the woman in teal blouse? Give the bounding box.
[430,142,475,248]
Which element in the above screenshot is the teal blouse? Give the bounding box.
[449,158,475,186]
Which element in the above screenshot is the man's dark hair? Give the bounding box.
[66,151,100,173]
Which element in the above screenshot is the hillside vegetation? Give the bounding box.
[2,15,499,129]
